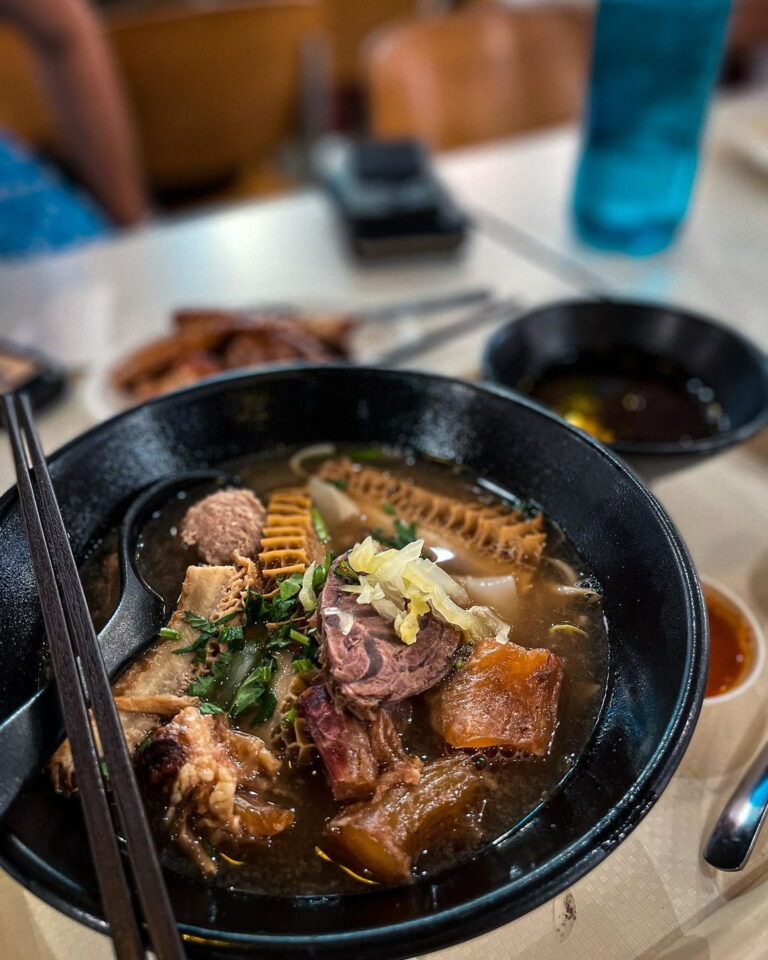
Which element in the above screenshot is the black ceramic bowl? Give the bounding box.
[483,299,768,480]
[0,367,706,958]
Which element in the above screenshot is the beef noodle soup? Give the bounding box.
[65,448,608,895]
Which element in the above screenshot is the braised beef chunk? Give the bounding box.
[319,557,462,718]
[297,684,378,801]
[298,684,421,800]
[180,488,266,565]
[429,637,563,755]
[323,755,485,884]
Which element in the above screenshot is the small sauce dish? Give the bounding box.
[701,576,765,704]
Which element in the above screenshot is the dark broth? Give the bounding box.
[525,349,728,445]
[80,447,609,895]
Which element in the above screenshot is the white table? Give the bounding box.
[439,93,768,349]
[1,92,768,960]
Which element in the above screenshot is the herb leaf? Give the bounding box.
[373,518,418,550]
[199,702,226,715]
[187,674,216,698]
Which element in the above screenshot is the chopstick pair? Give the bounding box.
[2,392,185,960]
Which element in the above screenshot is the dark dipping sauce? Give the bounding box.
[79,448,609,896]
[525,349,728,445]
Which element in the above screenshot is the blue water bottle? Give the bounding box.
[573,0,732,255]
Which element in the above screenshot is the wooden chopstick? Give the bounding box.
[3,393,186,960]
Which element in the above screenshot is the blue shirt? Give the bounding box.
[0,131,110,257]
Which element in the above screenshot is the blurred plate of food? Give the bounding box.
[83,290,499,420]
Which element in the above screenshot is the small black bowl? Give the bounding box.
[482,299,768,480]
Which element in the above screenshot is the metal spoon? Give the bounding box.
[0,469,229,818]
[704,739,768,871]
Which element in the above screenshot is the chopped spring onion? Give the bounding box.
[292,658,315,675]
[283,706,298,725]
[311,507,330,543]
[299,562,318,612]
[159,627,181,641]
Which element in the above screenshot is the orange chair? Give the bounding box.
[364,2,592,151]
[0,25,56,153]
[321,0,422,88]
[107,1,323,194]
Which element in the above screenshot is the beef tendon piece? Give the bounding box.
[181,488,266,565]
[430,637,563,754]
[323,755,484,884]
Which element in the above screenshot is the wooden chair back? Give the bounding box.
[321,0,422,87]
[0,25,55,151]
[364,2,592,151]
[107,1,323,191]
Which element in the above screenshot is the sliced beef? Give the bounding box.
[319,557,462,718]
[297,683,378,801]
[181,488,266,565]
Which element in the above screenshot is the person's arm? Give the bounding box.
[1,0,147,225]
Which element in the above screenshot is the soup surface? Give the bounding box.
[75,447,608,895]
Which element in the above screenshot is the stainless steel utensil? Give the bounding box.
[704,739,768,871]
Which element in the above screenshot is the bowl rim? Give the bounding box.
[0,365,709,957]
[482,297,768,457]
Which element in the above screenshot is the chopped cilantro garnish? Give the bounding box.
[187,674,216,698]
[230,656,275,718]
[328,479,347,491]
[98,757,109,779]
[373,518,418,550]
[382,503,396,515]
[251,690,277,725]
[219,624,244,648]
[282,706,298,725]
[335,558,359,583]
[199,702,226,715]
[279,576,302,600]
[137,737,153,755]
